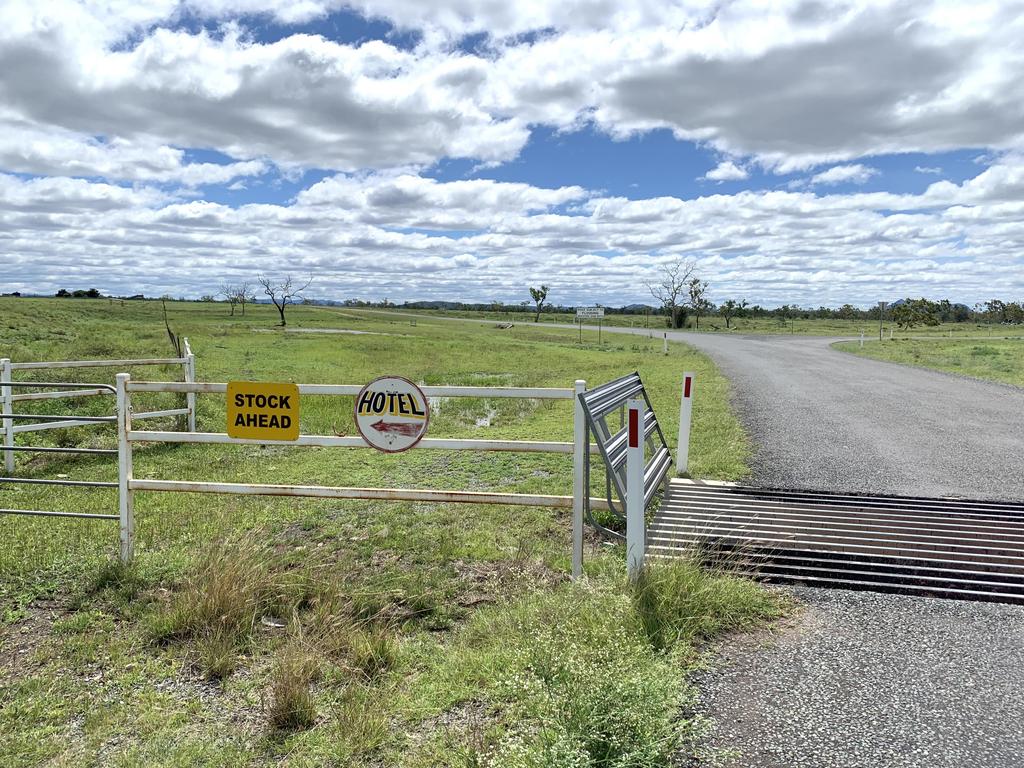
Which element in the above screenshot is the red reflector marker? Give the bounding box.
[684,376,692,399]
[628,407,640,448]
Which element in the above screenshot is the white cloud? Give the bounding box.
[3,159,1024,306]
[915,165,943,175]
[1,2,1024,175]
[703,160,748,182]
[807,164,879,186]
[1,1,1023,306]
[0,125,267,186]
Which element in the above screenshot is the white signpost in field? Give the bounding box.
[576,306,605,343]
[676,372,695,474]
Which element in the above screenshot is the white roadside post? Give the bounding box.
[116,373,135,563]
[572,379,587,579]
[676,372,695,475]
[626,398,645,580]
[860,331,864,349]
[663,333,668,355]
[183,337,196,433]
[1,358,13,474]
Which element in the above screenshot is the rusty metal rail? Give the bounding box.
[650,479,1024,604]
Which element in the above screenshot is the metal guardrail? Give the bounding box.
[2,369,667,577]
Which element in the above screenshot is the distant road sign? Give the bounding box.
[227,381,299,441]
[576,307,605,319]
[355,376,430,452]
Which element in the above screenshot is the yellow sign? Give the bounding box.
[226,381,300,441]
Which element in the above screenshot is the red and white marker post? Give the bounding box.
[626,398,646,579]
[676,372,695,475]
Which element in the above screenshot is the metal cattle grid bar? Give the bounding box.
[649,479,1024,604]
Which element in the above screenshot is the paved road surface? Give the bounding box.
[688,587,1024,768]
[670,332,1024,501]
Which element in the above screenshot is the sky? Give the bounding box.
[1,1,1023,308]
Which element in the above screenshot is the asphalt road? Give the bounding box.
[687,587,1024,768]
[668,332,1024,501]
[354,309,1024,499]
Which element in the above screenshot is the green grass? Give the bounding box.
[371,307,1024,338]
[0,297,780,767]
[835,337,1024,387]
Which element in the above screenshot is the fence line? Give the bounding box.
[117,375,595,574]
[0,341,196,474]
[3,369,681,580]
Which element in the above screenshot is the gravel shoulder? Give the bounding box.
[688,586,1024,768]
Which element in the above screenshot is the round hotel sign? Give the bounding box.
[354,376,430,453]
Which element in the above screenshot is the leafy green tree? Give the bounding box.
[892,298,941,329]
[719,298,747,329]
[687,277,711,330]
[529,285,549,322]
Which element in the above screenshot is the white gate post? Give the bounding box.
[1,358,13,475]
[572,379,586,580]
[676,372,695,475]
[182,337,196,433]
[626,398,645,579]
[116,373,135,563]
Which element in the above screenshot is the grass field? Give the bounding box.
[368,307,1023,338]
[835,337,1024,388]
[0,297,781,767]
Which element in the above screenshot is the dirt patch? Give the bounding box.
[0,597,70,685]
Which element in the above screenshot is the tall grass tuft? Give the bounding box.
[630,557,784,651]
[265,640,319,731]
[146,531,301,677]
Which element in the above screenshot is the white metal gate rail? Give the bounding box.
[0,381,121,525]
[1,338,196,474]
[118,375,607,576]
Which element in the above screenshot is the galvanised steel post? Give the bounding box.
[572,379,587,579]
[1,359,13,475]
[183,337,196,433]
[116,373,135,563]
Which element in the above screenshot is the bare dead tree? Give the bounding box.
[161,299,182,356]
[236,280,252,316]
[258,274,312,327]
[219,282,239,315]
[647,258,697,329]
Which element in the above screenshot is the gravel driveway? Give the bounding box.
[687,586,1024,768]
